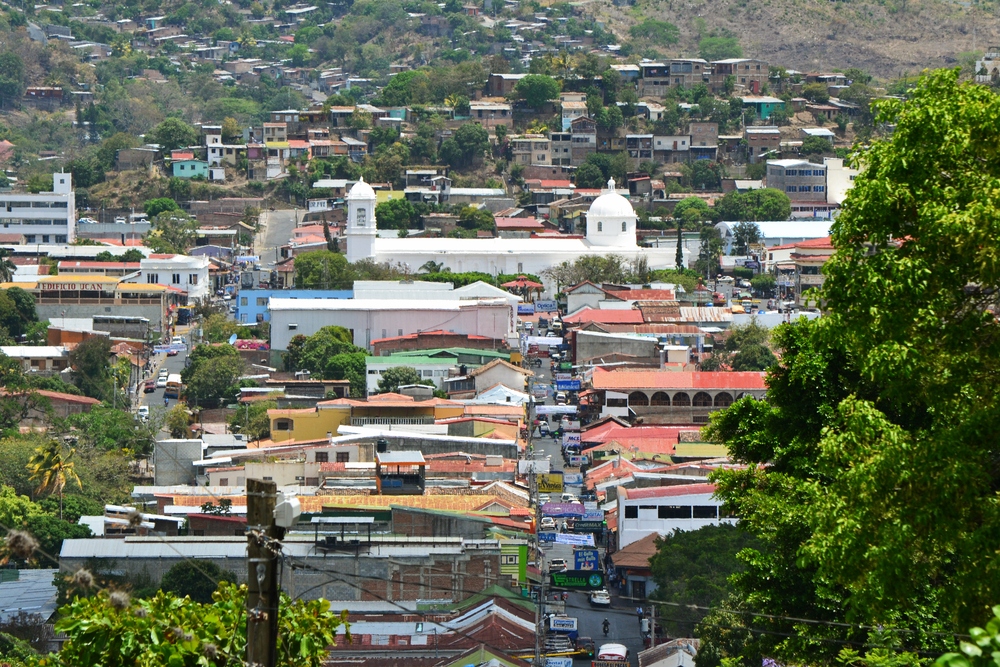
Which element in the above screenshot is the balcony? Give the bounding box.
[350,416,435,426]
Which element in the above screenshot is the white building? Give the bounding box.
[343,177,689,293]
[617,483,735,548]
[0,173,75,244]
[269,297,514,352]
[823,157,859,205]
[137,254,211,301]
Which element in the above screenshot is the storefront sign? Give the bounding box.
[535,300,558,312]
[549,570,604,590]
[538,473,564,493]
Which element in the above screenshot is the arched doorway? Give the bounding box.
[650,392,670,406]
[714,392,734,408]
[693,392,713,407]
[628,391,649,406]
[672,392,690,406]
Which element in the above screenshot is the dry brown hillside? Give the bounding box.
[588,0,999,78]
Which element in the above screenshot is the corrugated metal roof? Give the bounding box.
[0,569,59,622]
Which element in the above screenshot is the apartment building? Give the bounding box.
[0,173,75,244]
[766,159,828,202]
[639,59,708,97]
[509,134,550,166]
[140,253,211,301]
[710,58,768,94]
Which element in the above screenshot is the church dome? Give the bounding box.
[587,178,634,218]
[347,176,376,200]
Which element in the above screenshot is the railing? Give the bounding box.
[350,417,435,426]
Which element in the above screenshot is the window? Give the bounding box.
[240,297,248,306]
[172,273,181,284]
[336,452,350,463]
[693,506,718,519]
[25,235,35,243]
[42,235,49,243]
[518,262,523,272]
[147,273,159,283]
[606,398,627,407]
[314,452,329,463]
[356,208,366,227]
[189,274,198,285]
[218,478,229,486]
[814,185,825,192]
[800,170,811,176]
[501,554,518,565]
[658,505,692,519]
[622,221,627,232]
[256,297,267,306]
[799,186,811,192]
[275,419,293,431]
[306,477,319,486]
[786,170,796,176]
[597,221,603,232]
[55,235,66,243]
[814,170,825,177]
[288,323,297,330]
[624,505,638,519]
[786,186,796,193]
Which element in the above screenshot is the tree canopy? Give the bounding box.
[513,74,560,108]
[699,69,1000,667]
[376,366,433,394]
[715,188,791,222]
[283,326,367,397]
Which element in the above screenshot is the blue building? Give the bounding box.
[236,289,353,323]
[172,159,209,179]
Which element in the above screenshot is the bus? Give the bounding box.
[164,374,184,400]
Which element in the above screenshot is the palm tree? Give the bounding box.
[0,249,14,282]
[419,261,446,274]
[27,440,82,519]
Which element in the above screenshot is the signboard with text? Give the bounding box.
[562,433,582,446]
[549,570,605,590]
[538,473,564,493]
[538,531,557,542]
[549,616,578,632]
[517,304,535,315]
[568,455,589,467]
[535,300,559,312]
[573,520,605,533]
[556,379,582,392]
[574,548,600,571]
[555,533,595,547]
[536,405,578,415]
[563,472,583,485]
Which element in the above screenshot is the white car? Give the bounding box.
[589,590,612,607]
[156,376,168,388]
[549,558,568,572]
[171,336,184,345]
[540,517,556,530]
[136,406,149,421]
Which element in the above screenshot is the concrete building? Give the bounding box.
[765,159,828,202]
[366,347,511,394]
[154,439,204,486]
[0,173,75,244]
[617,483,735,548]
[235,288,353,323]
[509,134,551,166]
[710,58,768,94]
[139,254,211,301]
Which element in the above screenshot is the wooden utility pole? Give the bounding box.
[246,479,284,667]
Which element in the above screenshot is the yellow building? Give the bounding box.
[269,392,466,443]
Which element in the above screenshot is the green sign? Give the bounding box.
[550,570,605,590]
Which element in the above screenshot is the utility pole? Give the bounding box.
[246,479,283,667]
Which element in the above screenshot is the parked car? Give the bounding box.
[136,406,149,422]
[143,381,156,393]
[549,558,568,572]
[589,590,612,607]
[171,336,184,345]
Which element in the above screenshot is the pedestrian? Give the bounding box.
[164,396,169,407]
[636,606,643,621]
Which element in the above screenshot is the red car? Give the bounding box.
[166,349,179,356]
[143,381,156,393]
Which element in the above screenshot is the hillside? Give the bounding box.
[592,0,994,78]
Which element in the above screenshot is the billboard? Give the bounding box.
[554,373,572,382]
[549,616,578,632]
[555,532,595,547]
[549,570,605,590]
[538,473,564,493]
[536,405,578,415]
[568,455,589,467]
[563,472,583,485]
[556,379,582,392]
[538,531,557,542]
[573,521,605,533]
[518,459,550,474]
[517,304,535,315]
[574,548,599,571]
[536,300,559,312]
[562,433,582,446]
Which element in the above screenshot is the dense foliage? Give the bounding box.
[699,69,1000,667]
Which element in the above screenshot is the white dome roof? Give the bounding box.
[348,176,376,200]
[588,178,634,218]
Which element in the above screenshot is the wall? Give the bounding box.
[576,330,659,364]
[617,491,737,548]
[235,288,353,324]
[391,507,490,539]
[373,332,501,356]
[36,303,166,335]
[153,439,203,486]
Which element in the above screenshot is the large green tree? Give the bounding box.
[181,345,244,409]
[159,560,237,604]
[513,74,560,108]
[150,117,199,151]
[700,69,1000,667]
[715,189,791,222]
[376,366,433,394]
[283,326,367,397]
[69,336,113,401]
[293,250,353,289]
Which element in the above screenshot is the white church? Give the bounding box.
[344,177,689,291]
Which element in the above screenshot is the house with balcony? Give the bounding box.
[710,58,768,94]
[590,368,767,424]
[766,236,835,307]
[509,134,551,166]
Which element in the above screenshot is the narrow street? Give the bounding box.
[257,208,299,269]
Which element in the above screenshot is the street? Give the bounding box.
[136,331,193,433]
[257,209,299,268]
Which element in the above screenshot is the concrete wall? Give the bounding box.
[576,330,659,363]
[37,303,166,334]
[391,507,490,540]
[154,439,203,486]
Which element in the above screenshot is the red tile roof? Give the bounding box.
[495,217,544,229]
[562,307,643,325]
[622,482,716,499]
[590,367,766,390]
[370,329,493,344]
[605,289,676,301]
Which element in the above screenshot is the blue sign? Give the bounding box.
[536,300,558,312]
[583,510,604,521]
[556,379,582,391]
[574,548,599,571]
[517,304,535,315]
[538,531,558,542]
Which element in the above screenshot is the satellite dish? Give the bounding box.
[228,334,238,345]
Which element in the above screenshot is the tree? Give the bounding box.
[145,210,198,254]
[574,162,605,189]
[50,583,344,667]
[457,206,495,233]
[69,336,112,401]
[150,117,198,151]
[221,117,242,142]
[698,36,742,61]
[750,273,776,296]
[182,345,243,409]
[159,560,237,604]
[695,226,723,278]
[283,326,368,397]
[649,525,761,637]
[143,197,179,218]
[26,440,81,519]
[375,198,417,230]
[801,135,834,155]
[802,82,831,103]
[376,366,433,394]
[67,405,158,457]
[293,250,353,289]
[700,70,1000,667]
[731,221,762,255]
[715,188,791,222]
[164,404,190,438]
[673,197,711,222]
[227,399,276,443]
[687,160,724,190]
[202,313,242,343]
[629,18,679,44]
[0,249,15,282]
[0,52,25,108]
[0,288,37,340]
[514,74,560,108]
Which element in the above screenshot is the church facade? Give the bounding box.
[344,178,688,292]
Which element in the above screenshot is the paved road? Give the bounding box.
[257,209,299,267]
